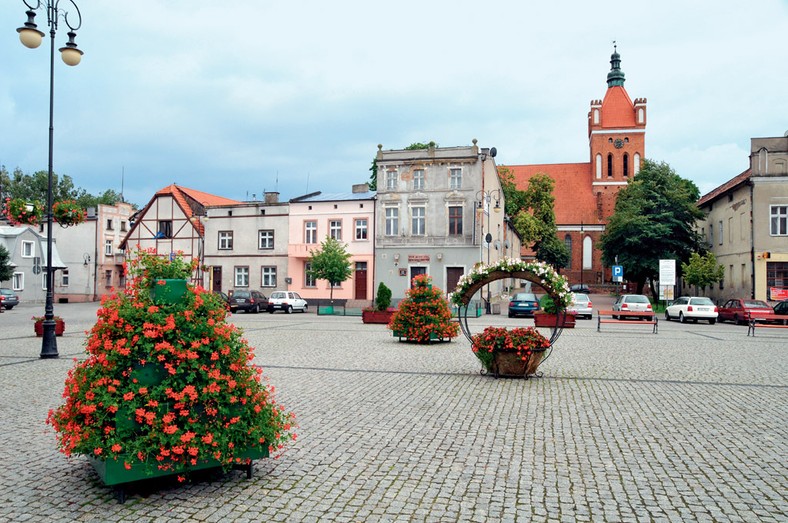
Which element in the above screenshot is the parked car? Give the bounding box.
[267,291,308,314]
[229,290,269,313]
[570,284,591,294]
[508,292,540,318]
[773,300,788,325]
[567,292,593,319]
[212,291,230,309]
[0,288,19,310]
[665,296,718,324]
[612,294,653,319]
[718,298,774,325]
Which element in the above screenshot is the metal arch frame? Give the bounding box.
[23,0,82,32]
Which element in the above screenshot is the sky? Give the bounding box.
[2,1,786,208]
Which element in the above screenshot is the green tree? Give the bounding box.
[681,251,724,295]
[1,167,124,210]
[0,245,13,283]
[307,237,352,303]
[600,159,704,299]
[505,171,569,269]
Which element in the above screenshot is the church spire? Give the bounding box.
[606,42,625,87]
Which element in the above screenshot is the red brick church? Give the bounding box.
[505,47,646,286]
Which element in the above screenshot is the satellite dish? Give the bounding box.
[489,147,497,158]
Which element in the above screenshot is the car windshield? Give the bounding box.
[233,291,250,299]
[689,298,714,306]
[626,295,650,303]
[744,300,770,308]
[513,293,537,301]
[571,294,589,303]
[0,289,13,296]
[271,292,285,299]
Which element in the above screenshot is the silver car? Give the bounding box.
[612,294,653,319]
[567,292,593,319]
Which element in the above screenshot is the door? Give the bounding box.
[212,266,222,292]
[410,266,427,287]
[446,267,464,295]
[354,262,368,300]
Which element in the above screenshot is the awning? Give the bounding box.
[40,242,68,270]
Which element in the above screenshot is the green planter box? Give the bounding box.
[89,445,269,487]
[150,279,188,305]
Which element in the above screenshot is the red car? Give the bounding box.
[718,298,774,324]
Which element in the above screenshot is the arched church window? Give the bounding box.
[607,154,613,178]
[564,235,572,269]
[623,153,629,177]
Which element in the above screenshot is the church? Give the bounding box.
[506,47,646,286]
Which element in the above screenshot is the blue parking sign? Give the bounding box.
[612,265,623,278]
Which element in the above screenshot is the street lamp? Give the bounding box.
[16,0,84,359]
[476,189,501,314]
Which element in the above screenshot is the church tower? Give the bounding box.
[588,46,646,219]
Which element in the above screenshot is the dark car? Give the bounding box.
[508,292,540,318]
[570,284,591,294]
[0,288,20,310]
[229,290,268,313]
[772,300,788,325]
[718,298,773,325]
[212,291,230,308]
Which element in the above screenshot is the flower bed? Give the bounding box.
[388,275,459,343]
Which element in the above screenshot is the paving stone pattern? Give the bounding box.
[0,301,786,522]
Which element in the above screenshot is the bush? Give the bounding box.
[375,282,392,311]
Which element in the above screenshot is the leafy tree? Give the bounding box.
[681,251,724,295]
[600,159,704,299]
[0,245,13,283]
[307,237,352,303]
[77,189,124,209]
[504,171,569,269]
[369,142,437,192]
[0,166,124,210]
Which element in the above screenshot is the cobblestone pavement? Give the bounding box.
[0,300,786,522]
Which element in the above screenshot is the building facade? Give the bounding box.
[697,135,788,302]
[287,184,376,302]
[374,141,519,302]
[506,48,646,286]
[0,224,66,303]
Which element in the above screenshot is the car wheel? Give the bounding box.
[665,311,671,321]
[302,304,308,313]
[679,312,686,323]
[286,305,293,314]
[268,307,274,314]
[709,319,716,325]
[733,314,741,325]
[508,312,514,318]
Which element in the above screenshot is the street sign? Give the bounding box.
[612,265,623,282]
[659,259,676,286]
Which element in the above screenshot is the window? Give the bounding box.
[411,206,425,235]
[329,220,342,240]
[771,205,787,235]
[386,171,397,190]
[564,235,572,269]
[304,262,316,287]
[607,154,613,177]
[106,219,114,230]
[623,153,629,177]
[218,231,233,250]
[305,221,317,244]
[261,267,277,287]
[120,220,127,232]
[105,270,113,287]
[157,220,172,239]
[234,266,249,287]
[413,169,425,190]
[448,206,463,235]
[709,224,714,246]
[718,220,723,245]
[385,207,399,236]
[355,219,368,240]
[449,168,462,190]
[13,272,24,291]
[728,217,733,243]
[258,230,274,250]
[21,241,34,258]
[62,269,69,286]
[104,240,113,256]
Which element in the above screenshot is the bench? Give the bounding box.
[746,310,788,336]
[597,309,658,334]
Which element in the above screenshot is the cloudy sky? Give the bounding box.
[2,0,786,207]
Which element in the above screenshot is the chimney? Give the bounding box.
[264,192,279,204]
[352,183,369,194]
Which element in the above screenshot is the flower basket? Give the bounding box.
[52,200,87,227]
[33,317,65,337]
[471,326,551,378]
[490,348,547,377]
[3,198,44,226]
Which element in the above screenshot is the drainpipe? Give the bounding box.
[749,181,755,299]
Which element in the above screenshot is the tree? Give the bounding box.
[0,245,13,283]
[0,166,124,210]
[307,237,352,302]
[600,159,704,299]
[502,171,569,269]
[681,252,724,295]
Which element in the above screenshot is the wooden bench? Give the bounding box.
[597,309,658,334]
[746,310,788,336]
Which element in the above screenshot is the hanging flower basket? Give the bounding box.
[33,316,65,337]
[471,326,551,378]
[2,197,44,226]
[53,200,87,227]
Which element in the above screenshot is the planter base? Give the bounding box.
[488,349,545,378]
[34,320,65,337]
[362,310,394,324]
[533,313,576,328]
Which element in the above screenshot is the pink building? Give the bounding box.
[287,184,375,303]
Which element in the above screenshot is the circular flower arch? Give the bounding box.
[450,257,572,347]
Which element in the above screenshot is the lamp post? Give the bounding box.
[476,189,501,314]
[580,221,584,289]
[16,0,84,359]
